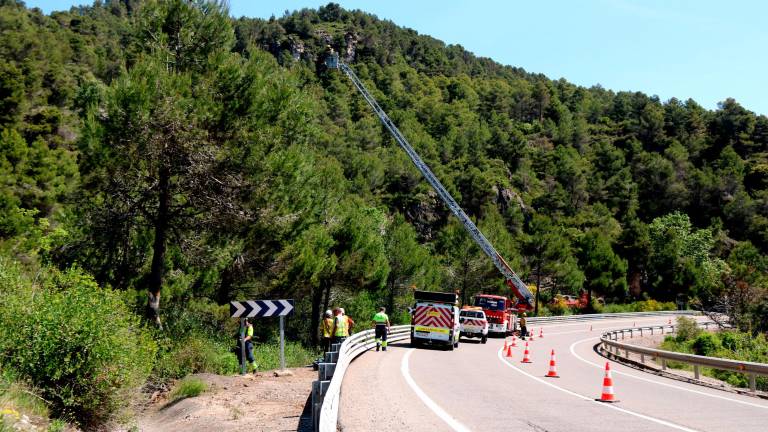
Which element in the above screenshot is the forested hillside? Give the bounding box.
[2,0,768,329]
[1,2,768,424]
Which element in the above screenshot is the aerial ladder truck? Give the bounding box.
[326,52,534,310]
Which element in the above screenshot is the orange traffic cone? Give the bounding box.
[529,330,535,341]
[521,342,532,363]
[503,338,509,351]
[539,328,544,338]
[511,336,518,347]
[596,362,619,403]
[505,344,513,358]
[668,318,672,325]
[545,349,559,378]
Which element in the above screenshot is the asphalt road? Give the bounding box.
[339,316,768,432]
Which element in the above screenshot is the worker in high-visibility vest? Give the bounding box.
[372,307,391,351]
[332,308,352,345]
[320,310,334,353]
[519,312,528,340]
[237,318,257,373]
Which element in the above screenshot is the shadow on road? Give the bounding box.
[297,393,312,432]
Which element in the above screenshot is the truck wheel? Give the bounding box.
[447,342,454,351]
[481,335,487,344]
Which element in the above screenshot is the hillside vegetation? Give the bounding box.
[1,0,767,426]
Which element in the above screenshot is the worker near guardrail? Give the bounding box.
[519,312,528,340]
[236,318,257,373]
[341,307,355,335]
[320,310,334,353]
[332,308,354,344]
[372,307,391,351]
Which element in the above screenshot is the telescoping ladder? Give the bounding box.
[326,53,533,308]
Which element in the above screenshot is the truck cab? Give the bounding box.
[473,294,516,336]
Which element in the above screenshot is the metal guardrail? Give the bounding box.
[526,310,698,324]
[600,321,768,392]
[313,325,411,432]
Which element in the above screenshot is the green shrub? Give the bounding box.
[547,298,572,316]
[719,331,739,351]
[675,316,701,342]
[169,377,207,401]
[0,259,157,428]
[153,333,239,380]
[252,341,318,371]
[0,368,48,420]
[692,333,719,356]
[601,300,677,313]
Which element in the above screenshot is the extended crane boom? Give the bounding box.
[327,53,533,309]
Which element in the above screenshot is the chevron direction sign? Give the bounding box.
[230,299,295,318]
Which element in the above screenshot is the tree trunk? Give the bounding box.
[322,279,332,324]
[386,279,395,318]
[310,280,325,347]
[534,261,542,316]
[147,165,170,330]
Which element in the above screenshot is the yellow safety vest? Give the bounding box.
[334,315,349,337]
[321,318,334,338]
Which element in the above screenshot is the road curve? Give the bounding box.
[339,316,768,431]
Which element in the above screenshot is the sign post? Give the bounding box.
[280,315,286,371]
[230,299,295,375]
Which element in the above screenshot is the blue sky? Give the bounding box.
[26,1,768,115]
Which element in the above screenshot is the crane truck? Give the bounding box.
[326,52,535,311]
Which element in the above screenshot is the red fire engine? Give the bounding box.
[473,294,518,336]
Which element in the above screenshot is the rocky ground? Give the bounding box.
[133,368,315,432]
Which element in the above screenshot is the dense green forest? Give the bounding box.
[1,0,767,425]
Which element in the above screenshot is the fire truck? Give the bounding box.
[473,294,517,336]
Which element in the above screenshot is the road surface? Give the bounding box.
[339,316,768,431]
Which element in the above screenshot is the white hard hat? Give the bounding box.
[340,308,345,314]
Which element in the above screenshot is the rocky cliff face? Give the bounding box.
[406,190,446,241]
[343,31,358,62]
[493,185,527,214]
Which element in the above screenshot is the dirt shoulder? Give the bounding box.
[134,368,315,432]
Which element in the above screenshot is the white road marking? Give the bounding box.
[496,349,702,432]
[569,337,768,409]
[401,349,472,432]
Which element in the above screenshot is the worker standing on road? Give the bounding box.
[320,310,334,353]
[332,308,349,345]
[372,307,391,351]
[519,312,528,340]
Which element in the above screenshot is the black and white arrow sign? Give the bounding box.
[230,299,295,318]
